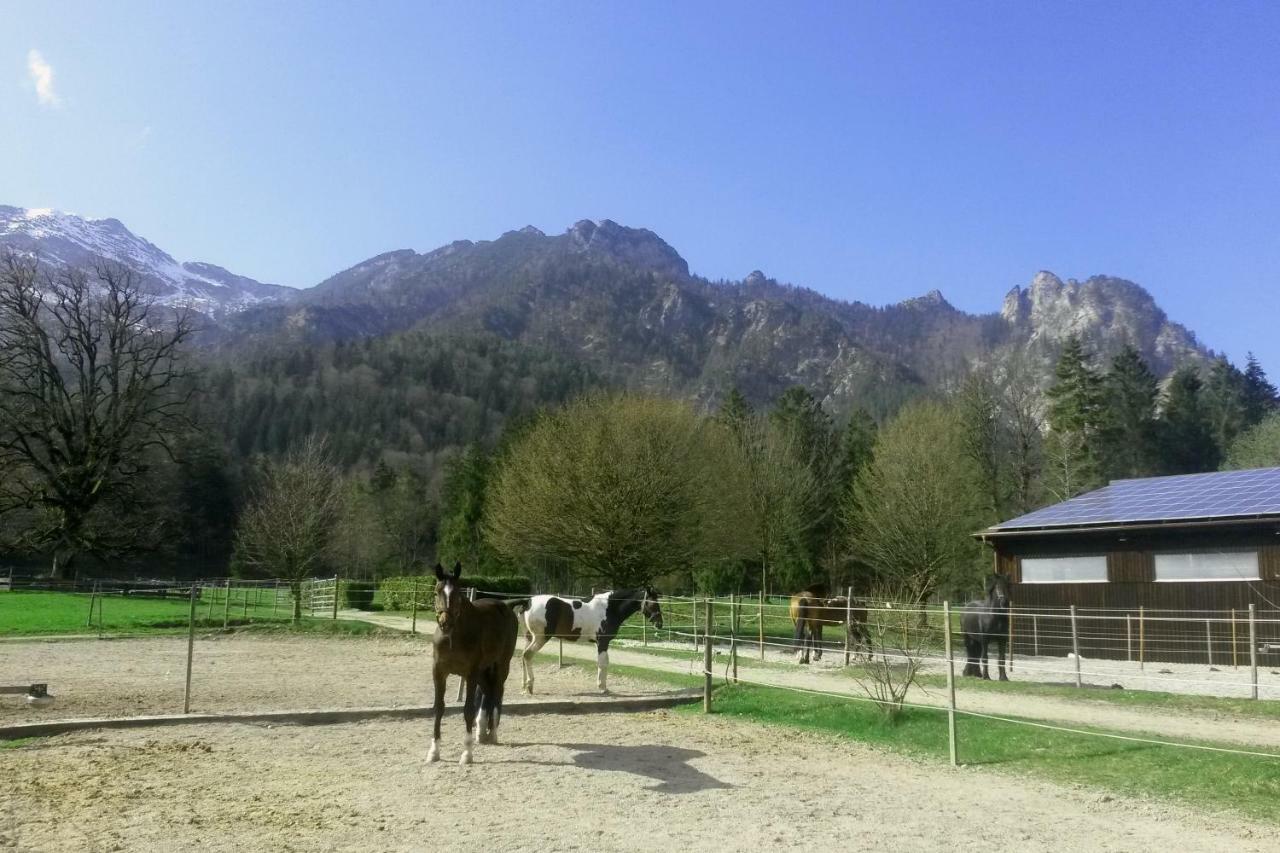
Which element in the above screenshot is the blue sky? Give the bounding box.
[5,2,1279,368]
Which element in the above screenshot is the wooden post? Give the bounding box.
[1231,609,1238,668]
[692,597,699,651]
[703,599,714,713]
[1126,614,1132,662]
[759,591,765,661]
[1033,614,1039,657]
[730,594,739,684]
[943,601,958,767]
[208,582,216,620]
[242,584,250,620]
[410,578,419,635]
[1205,618,1213,667]
[844,586,853,666]
[1007,608,1015,673]
[332,576,340,620]
[184,585,197,714]
[223,579,231,628]
[642,605,648,647]
[1249,604,1258,700]
[1138,606,1145,671]
[558,639,564,668]
[86,582,98,627]
[1070,605,1082,688]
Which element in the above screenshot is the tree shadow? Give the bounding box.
[501,742,731,794]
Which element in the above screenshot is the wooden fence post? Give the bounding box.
[642,605,647,647]
[184,585,197,714]
[410,578,419,635]
[1033,614,1039,657]
[1231,609,1238,668]
[943,601,958,767]
[692,597,699,651]
[332,576,340,620]
[1205,619,1213,667]
[86,582,98,627]
[208,582,217,620]
[730,594,739,684]
[1126,614,1132,662]
[1070,605,1082,689]
[1249,604,1258,700]
[758,591,765,660]
[844,586,853,666]
[242,584,250,620]
[1138,606,1145,671]
[703,599,714,713]
[1007,608,1015,673]
[223,579,231,629]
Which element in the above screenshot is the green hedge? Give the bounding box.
[342,580,376,610]
[377,575,532,611]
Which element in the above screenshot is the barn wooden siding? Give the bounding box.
[989,525,1280,665]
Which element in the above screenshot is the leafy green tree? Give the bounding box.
[848,399,986,601]
[1159,367,1220,474]
[959,372,1007,520]
[485,394,753,588]
[1223,412,1280,470]
[998,354,1046,515]
[769,386,838,582]
[1097,345,1159,480]
[1241,353,1278,428]
[717,386,754,436]
[438,446,504,574]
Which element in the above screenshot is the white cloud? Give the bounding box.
[27,49,61,108]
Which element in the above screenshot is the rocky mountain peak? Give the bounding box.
[566,218,689,279]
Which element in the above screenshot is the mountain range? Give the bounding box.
[0,205,1212,415]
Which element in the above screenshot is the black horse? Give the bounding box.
[961,572,1011,680]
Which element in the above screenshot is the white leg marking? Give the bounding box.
[597,650,609,692]
[427,738,440,763]
[459,730,473,765]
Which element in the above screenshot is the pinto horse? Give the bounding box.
[961,572,1012,681]
[428,561,519,765]
[790,587,870,664]
[520,588,662,693]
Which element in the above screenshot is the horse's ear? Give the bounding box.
[434,562,445,581]
[451,561,462,579]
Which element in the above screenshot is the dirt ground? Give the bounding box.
[0,633,668,723]
[4,709,1275,853]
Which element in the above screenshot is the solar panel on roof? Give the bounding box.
[991,466,1280,531]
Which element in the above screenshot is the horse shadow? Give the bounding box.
[503,742,731,794]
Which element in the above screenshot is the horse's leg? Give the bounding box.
[814,622,824,662]
[963,635,978,677]
[459,675,478,765]
[793,618,807,664]
[427,664,446,763]
[490,669,507,745]
[521,633,549,695]
[477,667,495,744]
[596,637,610,692]
[998,634,1009,681]
[980,637,991,680]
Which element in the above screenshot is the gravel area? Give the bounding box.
[3,711,1274,853]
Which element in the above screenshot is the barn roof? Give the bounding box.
[981,467,1280,536]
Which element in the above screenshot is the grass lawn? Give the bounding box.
[0,589,345,637]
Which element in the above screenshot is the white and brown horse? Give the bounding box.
[790,587,870,664]
[428,561,520,765]
[520,588,662,693]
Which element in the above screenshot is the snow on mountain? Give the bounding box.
[0,205,293,318]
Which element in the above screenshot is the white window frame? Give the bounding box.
[1019,555,1108,584]
[1153,550,1260,583]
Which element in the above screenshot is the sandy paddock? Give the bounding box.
[3,708,1275,853]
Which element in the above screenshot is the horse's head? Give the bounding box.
[434,561,463,630]
[641,587,663,630]
[986,572,1011,610]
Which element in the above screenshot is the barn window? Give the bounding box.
[1020,555,1107,583]
[1154,551,1260,582]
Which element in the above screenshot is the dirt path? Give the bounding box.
[342,611,1280,751]
[3,710,1273,852]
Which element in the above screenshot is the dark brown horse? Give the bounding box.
[429,561,519,765]
[790,586,870,664]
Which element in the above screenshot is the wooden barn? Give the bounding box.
[976,467,1280,665]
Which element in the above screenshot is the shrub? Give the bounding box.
[342,580,376,610]
[376,574,533,611]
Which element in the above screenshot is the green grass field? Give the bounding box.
[0,588,330,636]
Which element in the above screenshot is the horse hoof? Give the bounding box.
[427,744,440,763]
[999,675,1009,682]
[459,751,472,766]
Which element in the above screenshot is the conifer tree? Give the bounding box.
[1044,336,1104,498]
[1160,367,1221,473]
[1098,345,1159,480]
[1201,358,1248,454]
[1242,353,1279,427]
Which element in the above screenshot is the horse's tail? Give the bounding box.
[504,597,531,613]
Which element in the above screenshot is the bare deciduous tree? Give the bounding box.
[234,437,342,623]
[848,582,930,722]
[0,252,197,578]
